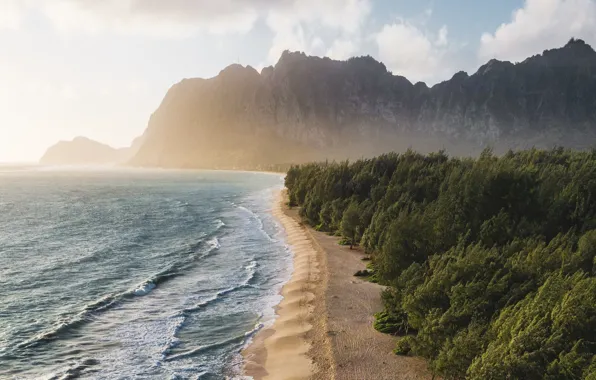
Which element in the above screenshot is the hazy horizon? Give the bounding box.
[1,0,596,162]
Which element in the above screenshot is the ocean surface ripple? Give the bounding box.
[0,168,289,379]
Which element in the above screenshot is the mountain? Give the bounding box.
[129,38,596,168]
[40,136,142,166]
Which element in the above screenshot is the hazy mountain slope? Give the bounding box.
[127,38,596,168]
[40,136,142,165]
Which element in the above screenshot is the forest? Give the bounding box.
[285,148,596,379]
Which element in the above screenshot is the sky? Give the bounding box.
[1,0,596,162]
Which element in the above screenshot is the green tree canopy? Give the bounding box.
[341,202,360,249]
[285,148,596,379]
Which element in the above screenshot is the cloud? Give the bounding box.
[436,25,448,46]
[36,0,372,42]
[40,0,262,37]
[375,20,452,83]
[30,0,374,65]
[265,0,371,62]
[8,0,460,83]
[266,0,371,34]
[58,84,78,101]
[3,0,374,66]
[0,0,23,29]
[479,0,596,62]
[311,37,326,56]
[326,39,359,60]
[266,21,310,62]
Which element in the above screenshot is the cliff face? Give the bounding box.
[130,39,596,168]
[40,136,142,165]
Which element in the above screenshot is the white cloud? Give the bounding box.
[58,84,78,101]
[27,0,373,64]
[479,0,596,62]
[266,22,309,62]
[265,0,371,63]
[436,25,448,46]
[311,37,326,56]
[375,21,451,83]
[0,0,23,29]
[3,0,461,83]
[326,39,358,60]
[267,0,370,35]
[35,0,372,43]
[40,0,261,37]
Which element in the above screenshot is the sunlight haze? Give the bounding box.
[1,0,595,161]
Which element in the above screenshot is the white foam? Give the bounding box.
[158,313,187,360]
[237,205,277,242]
[133,282,156,296]
[207,237,221,249]
[244,260,257,272]
[183,291,225,313]
[244,321,264,338]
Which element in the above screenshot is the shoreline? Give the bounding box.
[243,189,431,380]
[242,189,334,379]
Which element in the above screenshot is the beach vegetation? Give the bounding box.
[285,148,596,379]
[341,203,360,249]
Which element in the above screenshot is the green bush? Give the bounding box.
[285,148,596,379]
[394,336,414,356]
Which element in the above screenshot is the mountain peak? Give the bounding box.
[451,71,469,81]
[72,136,93,143]
[564,37,592,50]
[129,40,596,169]
[560,37,596,59]
[346,55,388,74]
[41,137,141,165]
[218,63,259,78]
[476,59,514,76]
[529,37,596,66]
[276,50,309,67]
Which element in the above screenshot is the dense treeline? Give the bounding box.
[285,148,596,379]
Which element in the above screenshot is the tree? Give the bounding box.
[341,203,360,249]
[285,148,596,379]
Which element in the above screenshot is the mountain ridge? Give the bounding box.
[129,38,596,169]
[42,39,596,168]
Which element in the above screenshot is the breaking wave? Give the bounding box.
[14,236,224,352]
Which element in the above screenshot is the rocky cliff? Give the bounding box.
[129,38,596,168]
[40,136,142,166]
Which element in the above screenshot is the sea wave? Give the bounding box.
[1,171,288,378]
[31,230,213,280]
[236,205,277,243]
[159,313,187,359]
[207,237,221,250]
[132,281,156,296]
[46,358,100,380]
[215,219,226,229]
[13,237,224,353]
[181,260,256,314]
[159,259,260,360]
[164,321,264,363]
[159,285,247,359]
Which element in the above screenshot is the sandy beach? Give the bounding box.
[243,190,431,380]
[243,189,333,379]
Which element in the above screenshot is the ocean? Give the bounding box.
[0,168,290,379]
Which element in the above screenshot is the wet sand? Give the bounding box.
[243,190,431,379]
[242,190,333,379]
